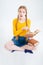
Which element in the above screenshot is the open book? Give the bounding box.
[25,29,40,38]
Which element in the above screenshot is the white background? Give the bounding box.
[0,0,43,65]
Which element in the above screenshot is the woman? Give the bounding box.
[5,5,39,53]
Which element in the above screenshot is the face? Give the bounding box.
[18,8,26,20]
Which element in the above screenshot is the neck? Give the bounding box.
[19,18,26,23]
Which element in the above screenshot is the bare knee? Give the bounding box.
[4,43,9,50]
[5,43,8,48]
[4,41,13,50]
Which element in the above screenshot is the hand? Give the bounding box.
[24,29,40,38]
[25,32,34,38]
[22,26,29,31]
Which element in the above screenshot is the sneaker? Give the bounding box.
[24,49,33,54]
[11,50,15,52]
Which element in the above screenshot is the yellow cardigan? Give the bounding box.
[12,18,31,36]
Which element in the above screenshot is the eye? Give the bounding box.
[19,11,21,13]
[23,11,25,13]
[19,10,22,13]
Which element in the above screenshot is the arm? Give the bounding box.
[22,19,31,32]
[12,19,23,36]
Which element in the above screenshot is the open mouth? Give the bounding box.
[20,15,23,17]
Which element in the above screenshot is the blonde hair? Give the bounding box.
[16,5,27,30]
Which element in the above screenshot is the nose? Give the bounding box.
[20,13,23,16]
[20,12,23,15]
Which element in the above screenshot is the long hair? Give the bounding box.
[16,5,27,30]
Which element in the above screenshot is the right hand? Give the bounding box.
[22,26,29,31]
